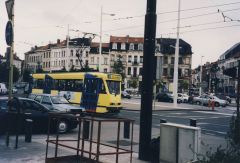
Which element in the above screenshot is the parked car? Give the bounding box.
[215,94,231,104]
[193,95,227,107]
[121,91,131,99]
[28,93,86,115]
[178,93,189,103]
[156,93,181,103]
[0,83,8,95]
[12,87,17,94]
[0,97,79,134]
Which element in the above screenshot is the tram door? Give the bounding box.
[43,75,53,94]
[81,74,100,112]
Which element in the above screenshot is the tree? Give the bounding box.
[60,66,67,72]
[112,55,126,81]
[129,77,138,89]
[69,65,76,72]
[23,69,31,82]
[0,62,20,83]
[179,80,189,90]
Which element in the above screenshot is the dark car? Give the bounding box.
[156,93,181,103]
[0,97,78,134]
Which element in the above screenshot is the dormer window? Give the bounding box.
[129,43,134,50]
[112,43,117,50]
[138,44,143,51]
[121,43,126,50]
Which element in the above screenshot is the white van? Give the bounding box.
[0,83,8,95]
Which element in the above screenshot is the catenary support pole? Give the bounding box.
[139,0,157,161]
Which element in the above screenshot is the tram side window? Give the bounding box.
[65,80,75,91]
[33,79,44,89]
[84,79,98,93]
[99,79,106,94]
[75,79,83,92]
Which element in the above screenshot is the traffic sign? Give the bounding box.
[5,0,14,20]
[5,21,13,46]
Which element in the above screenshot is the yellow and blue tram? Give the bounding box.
[29,72,122,113]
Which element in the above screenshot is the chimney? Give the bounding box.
[57,39,60,44]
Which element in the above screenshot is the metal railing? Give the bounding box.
[45,113,135,163]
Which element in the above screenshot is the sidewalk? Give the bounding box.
[0,135,148,163]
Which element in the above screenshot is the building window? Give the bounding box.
[71,50,73,56]
[111,54,115,61]
[97,57,99,64]
[170,68,174,76]
[44,53,45,58]
[163,68,168,76]
[178,68,182,77]
[104,68,107,73]
[171,57,174,64]
[128,67,131,75]
[85,51,89,57]
[138,44,143,51]
[140,56,143,63]
[139,68,143,75]
[179,57,183,64]
[129,43,134,50]
[121,43,126,50]
[59,61,61,66]
[155,44,161,51]
[113,43,117,49]
[104,58,108,65]
[186,57,190,64]
[91,57,94,64]
[122,56,126,62]
[133,68,137,77]
[134,56,138,63]
[70,59,73,66]
[76,59,79,65]
[128,55,132,63]
[164,56,168,64]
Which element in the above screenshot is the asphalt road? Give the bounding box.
[120,97,236,138]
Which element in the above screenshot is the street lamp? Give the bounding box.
[173,0,181,107]
[99,6,115,72]
[199,56,204,96]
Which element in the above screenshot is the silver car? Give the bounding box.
[193,95,227,107]
[28,93,86,114]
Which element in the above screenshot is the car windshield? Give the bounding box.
[51,96,69,104]
[106,80,120,95]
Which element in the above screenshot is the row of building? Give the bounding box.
[24,36,193,91]
[192,43,240,96]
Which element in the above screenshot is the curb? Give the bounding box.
[121,108,215,112]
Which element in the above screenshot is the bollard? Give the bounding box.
[83,120,90,139]
[124,121,130,139]
[160,119,167,124]
[25,119,33,142]
[190,119,197,127]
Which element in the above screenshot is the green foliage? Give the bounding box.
[197,115,240,163]
[129,78,138,89]
[23,69,31,82]
[69,65,76,72]
[60,66,67,72]
[179,80,189,89]
[112,55,126,81]
[36,67,44,73]
[0,62,20,83]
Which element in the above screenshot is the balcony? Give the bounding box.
[132,62,139,66]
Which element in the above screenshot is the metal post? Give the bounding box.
[139,0,157,161]
[6,0,14,147]
[173,0,181,107]
[99,6,102,72]
[124,121,130,139]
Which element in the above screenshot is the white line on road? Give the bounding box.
[194,111,234,116]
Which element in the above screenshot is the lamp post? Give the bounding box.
[199,56,204,96]
[173,0,181,107]
[99,7,115,72]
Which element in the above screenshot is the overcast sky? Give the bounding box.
[0,0,239,68]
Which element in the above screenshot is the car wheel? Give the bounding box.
[196,101,201,105]
[58,121,68,133]
[184,99,187,103]
[169,99,173,103]
[215,102,220,107]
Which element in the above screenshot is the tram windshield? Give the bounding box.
[106,80,120,95]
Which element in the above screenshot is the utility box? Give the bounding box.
[160,123,201,163]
